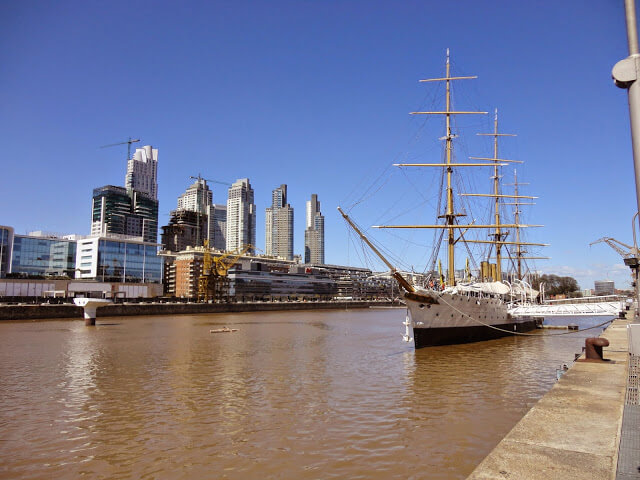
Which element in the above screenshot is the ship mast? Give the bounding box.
[473,109,517,280]
[513,170,525,278]
[462,110,548,281]
[373,52,544,286]
[501,170,551,279]
[376,50,488,286]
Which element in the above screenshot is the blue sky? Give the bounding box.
[0,1,637,290]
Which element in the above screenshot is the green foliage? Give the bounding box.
[530,274,580,296]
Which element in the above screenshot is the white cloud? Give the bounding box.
[543,263,632,290]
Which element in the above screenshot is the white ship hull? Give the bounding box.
[404,289,541,348]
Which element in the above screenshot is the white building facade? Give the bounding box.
[177,178,212,213]
[265,184,294,260]
[126,145,158,199]
[226,178,256,254]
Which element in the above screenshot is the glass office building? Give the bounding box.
[11,234,77,277]
[76,236,162,283]
[0,226,13,278]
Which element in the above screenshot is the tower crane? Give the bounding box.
[190,174,231,187]
[187,174,231,247]
[590,236,639,318]
[100,137,140,161]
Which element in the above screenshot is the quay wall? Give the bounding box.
[0,301,400,321]
[467,315,631,480]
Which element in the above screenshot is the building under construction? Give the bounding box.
[160,248,396,302]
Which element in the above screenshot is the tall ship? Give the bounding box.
[339,51,547,348]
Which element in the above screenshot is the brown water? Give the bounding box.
[0,309,609,479]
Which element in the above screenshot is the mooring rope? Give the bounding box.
[430,293,616,337]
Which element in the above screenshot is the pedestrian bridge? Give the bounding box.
[509,300,625,317]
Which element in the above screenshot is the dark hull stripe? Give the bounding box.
[413,317,542,348]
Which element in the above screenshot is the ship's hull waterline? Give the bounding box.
[404,290,542,348]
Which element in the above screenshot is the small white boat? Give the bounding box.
[210,327,238,333]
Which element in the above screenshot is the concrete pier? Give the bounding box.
[467,317,632,479]
[72,298,113,325]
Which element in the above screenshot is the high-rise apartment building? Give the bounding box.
[92,145,160,243]
[91,185,159,243]
[265,184,294,260]
[305,194,324,264]
[177,177,212,213]
[161,178,228,252]
[226,178,256,254]
[126,145,158,199]
[207,204,227,251]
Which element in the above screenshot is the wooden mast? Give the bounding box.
[476,109,516,280]
[374,52,545,286]
[513,170,524,278]
[393,50,487,286]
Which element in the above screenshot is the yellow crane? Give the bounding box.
[197,242,256,302]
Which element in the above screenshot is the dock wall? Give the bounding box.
[0,301,399,321]
[467,317,631,480]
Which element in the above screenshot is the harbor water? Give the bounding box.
[0,309,613,479]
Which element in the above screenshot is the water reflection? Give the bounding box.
[0,311,609,479]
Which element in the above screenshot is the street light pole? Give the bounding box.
[613,0,640,320]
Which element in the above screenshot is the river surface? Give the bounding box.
[0,309,612,479]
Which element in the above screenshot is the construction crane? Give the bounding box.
[197,242,256,302]
[590,237,639,259]
[590,236,639,319]
[214,244,254,276]
[190,174,231,187]
[186,174,231,247]
[100,137,140,161]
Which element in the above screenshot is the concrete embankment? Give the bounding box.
[0,300,400,321]
[467,316,631,480]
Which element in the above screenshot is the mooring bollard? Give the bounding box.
[584,337,610,361]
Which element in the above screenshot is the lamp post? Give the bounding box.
[613,0,640,320]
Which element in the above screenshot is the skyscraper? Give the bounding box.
[161,178,226,252]
[226,178,256,253]
[91,185,158,243]
[177,177,212,213]
[126,145,158,199]
[92,145,160,243]
[265,184,294,260]
[207,204,227,251]
[305,194,324,264]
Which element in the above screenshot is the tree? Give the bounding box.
[531,274,580,296]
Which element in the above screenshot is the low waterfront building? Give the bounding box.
[0,278,162,300]
[594,280,615,296]
[161,247,299,298]
[161,247,396,301]
[228,269,335,301]
[75,235,162,284]
[0,225,14,278]
[10,232,77,278]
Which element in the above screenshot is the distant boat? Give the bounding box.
[339,50,547,348]
[210,327,238,333]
